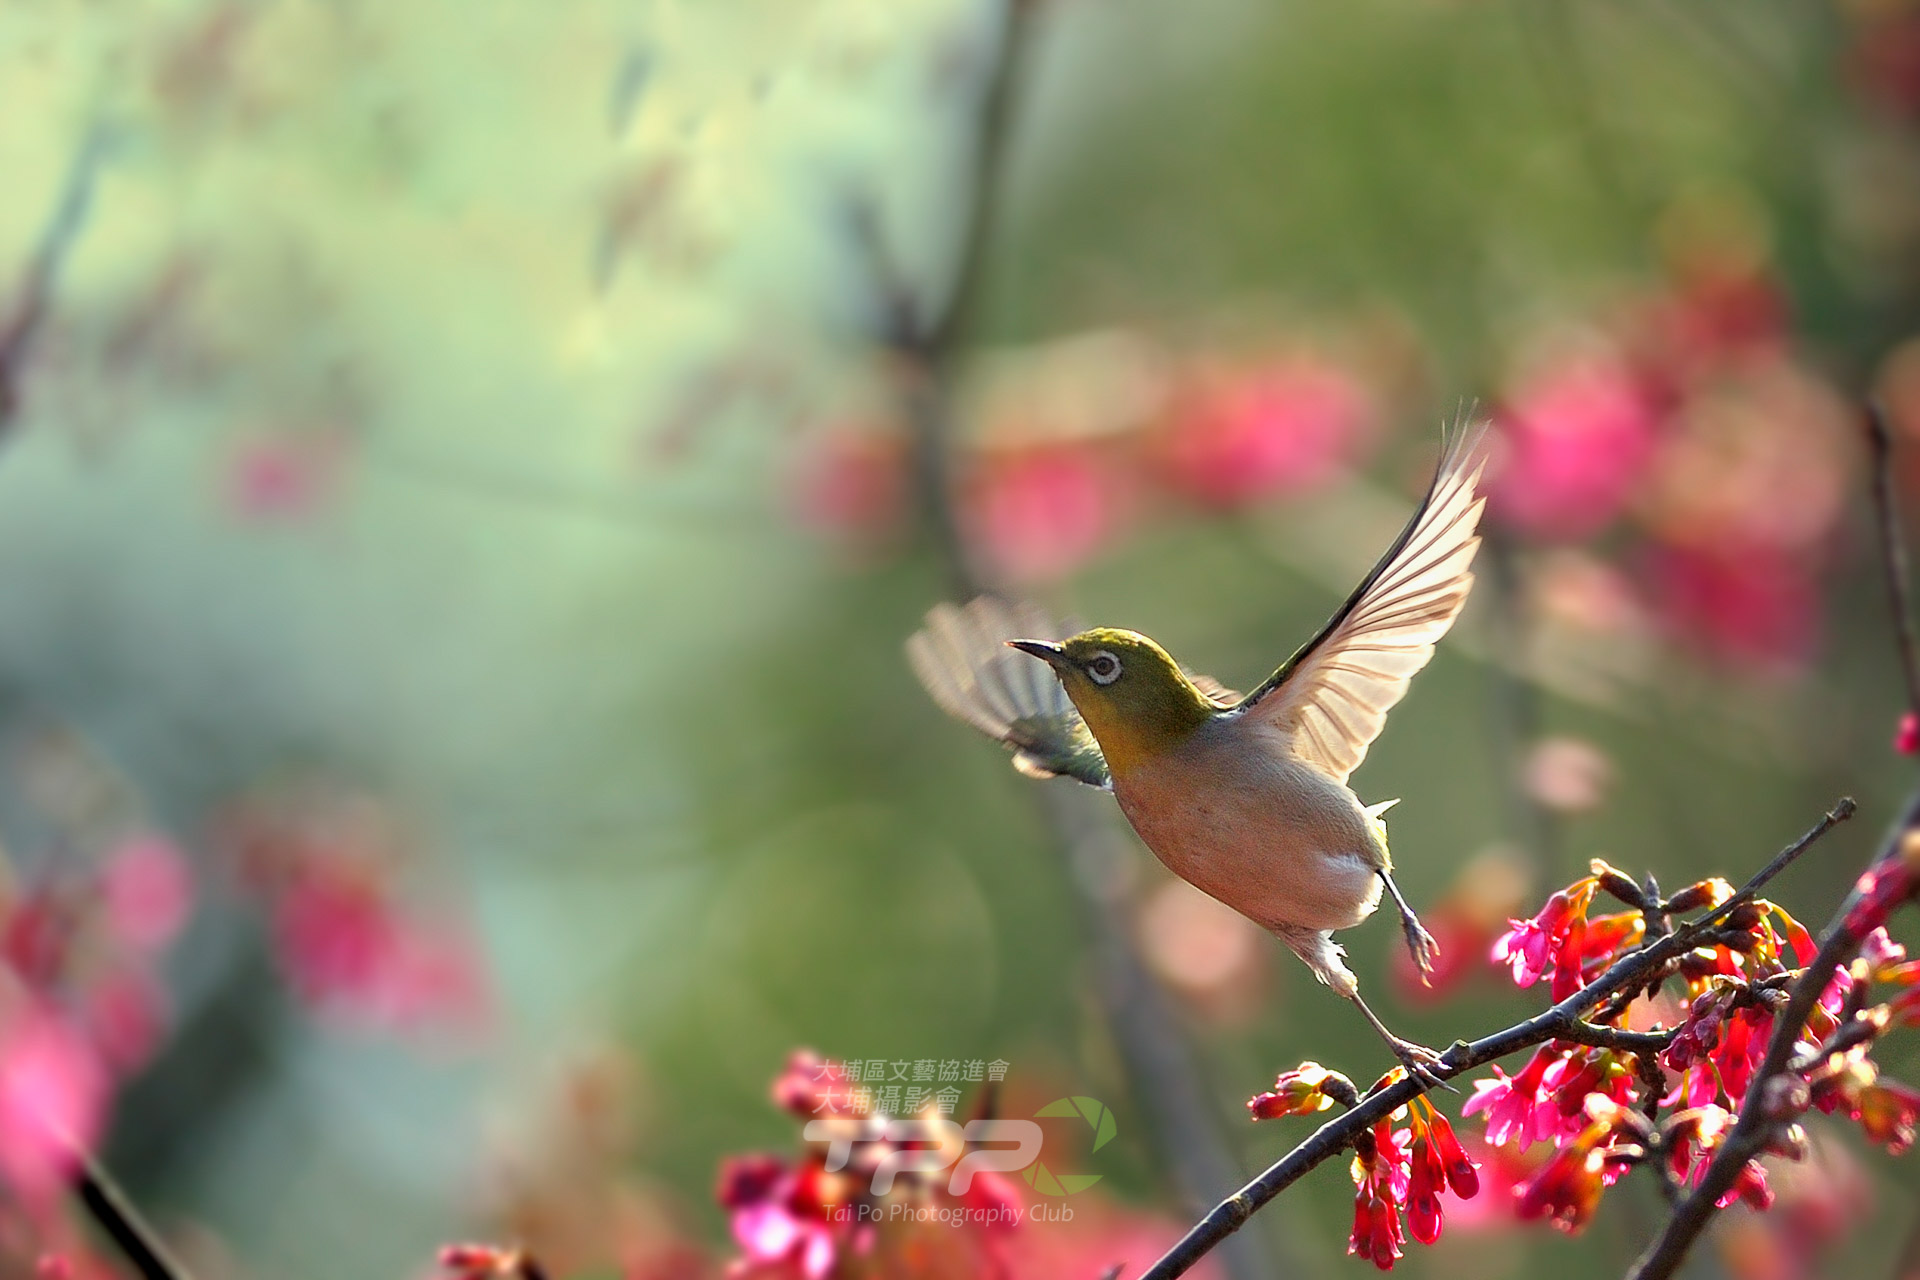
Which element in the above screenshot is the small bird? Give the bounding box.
[907,424,1487,1081]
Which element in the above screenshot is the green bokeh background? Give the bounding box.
[0,1,1915,1277]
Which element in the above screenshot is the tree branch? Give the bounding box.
[1135,799,1854,1280]
[0,122,112,430]
[1867,402,1920,720]
[74,1148,191,1280]
[1624,788,1920,1280]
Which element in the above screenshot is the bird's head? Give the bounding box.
[1007,628,1218,773]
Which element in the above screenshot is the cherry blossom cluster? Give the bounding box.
[716,1051,1022,1280]
[1241,839,1920,1274]
[438,1243,550,1280]
[0,834,191,1212]
[214,781,489,1035]
[1474,848,1920,1240]
[1248,1064,1478,1269]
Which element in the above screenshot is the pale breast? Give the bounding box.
[1112,722,1387,935]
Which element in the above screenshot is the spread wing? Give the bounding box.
[1229,420,1489,784]
[907,597,1112,788]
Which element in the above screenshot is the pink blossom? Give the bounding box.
[1490,354,1660,539]
[790,428,908,548]
[1159,355,1374,507]
[227,430,347,521]
[1865,926,1907,966]
[731,1201,836,1279]
[81,967,168,1072]
[2,893,70,991]
[274,873,391,1006]
[272,868,488,1033]
[717,1155,866,1280]
[1348,1121,1413,1270]
[0,1009,107,1207]
[962,445,1119,584]
[1463,1047,1562,1149]
[1491,916,1555,988]
[99,836,192,954]
[1644,541,1820,670]
[1492,890,1584,989]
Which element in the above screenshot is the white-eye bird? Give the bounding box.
[907,424,1487,1079]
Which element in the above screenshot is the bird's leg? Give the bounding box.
[1349,991,1455,1093]
[1378,869,1439,982]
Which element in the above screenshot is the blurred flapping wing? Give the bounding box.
[1230,421,1489,784]
[907,596,1111,789]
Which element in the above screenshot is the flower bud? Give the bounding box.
[1666,878,1735,914]
[1248,1061,1350,1120]
[1589,860,1649,909]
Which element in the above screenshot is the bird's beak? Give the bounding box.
[1006,638,1067,666]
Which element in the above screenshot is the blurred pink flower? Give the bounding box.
[1717,1125,1872,1280]
[1157,354,1374,507]
[1846,11,1920,119]
[1644,541,1819,670]
[99,837,191,954]
[1389,848,1529,1004]
[961,445,1119,584]
[272,867,488,1034]
[0,1008,106,1208]
[789,427,909,550]
[1638,369,1852,557]
[227,430,348,521]
[2,893,71,992]
[81,968,167,1072]
[1490,353,1660,539]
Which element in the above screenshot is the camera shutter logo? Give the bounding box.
[1025,1096,1116,1196]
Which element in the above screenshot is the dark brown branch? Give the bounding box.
[1136,800,1854,1280]
[74,1149,190,1280]
[1551,1021,1675,1055]
[0,123,111,430]
[1867,402,1920,721]
[1625,789,1920,1280]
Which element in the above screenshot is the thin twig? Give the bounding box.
[1868,402,1920,721]
[1700,797,1859,927]
[1625,789,1920,1280]
[74,1149,191,1280]
[1136,800,1854,1280]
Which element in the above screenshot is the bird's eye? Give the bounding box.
[1086,651,1122,685]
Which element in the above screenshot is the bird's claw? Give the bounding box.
[1390,1038,1456,1094]
[1401,916,1441,983]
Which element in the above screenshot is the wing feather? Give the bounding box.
[1230,420,1489,783]
[906,596,1112,789]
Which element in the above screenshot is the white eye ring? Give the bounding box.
[1086,650,1122,685]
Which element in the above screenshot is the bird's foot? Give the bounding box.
[1386,1036,1455,1095]
[1350,991,1457,1094]
[1378,869,1441,982]
[1401,915,1441,983]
